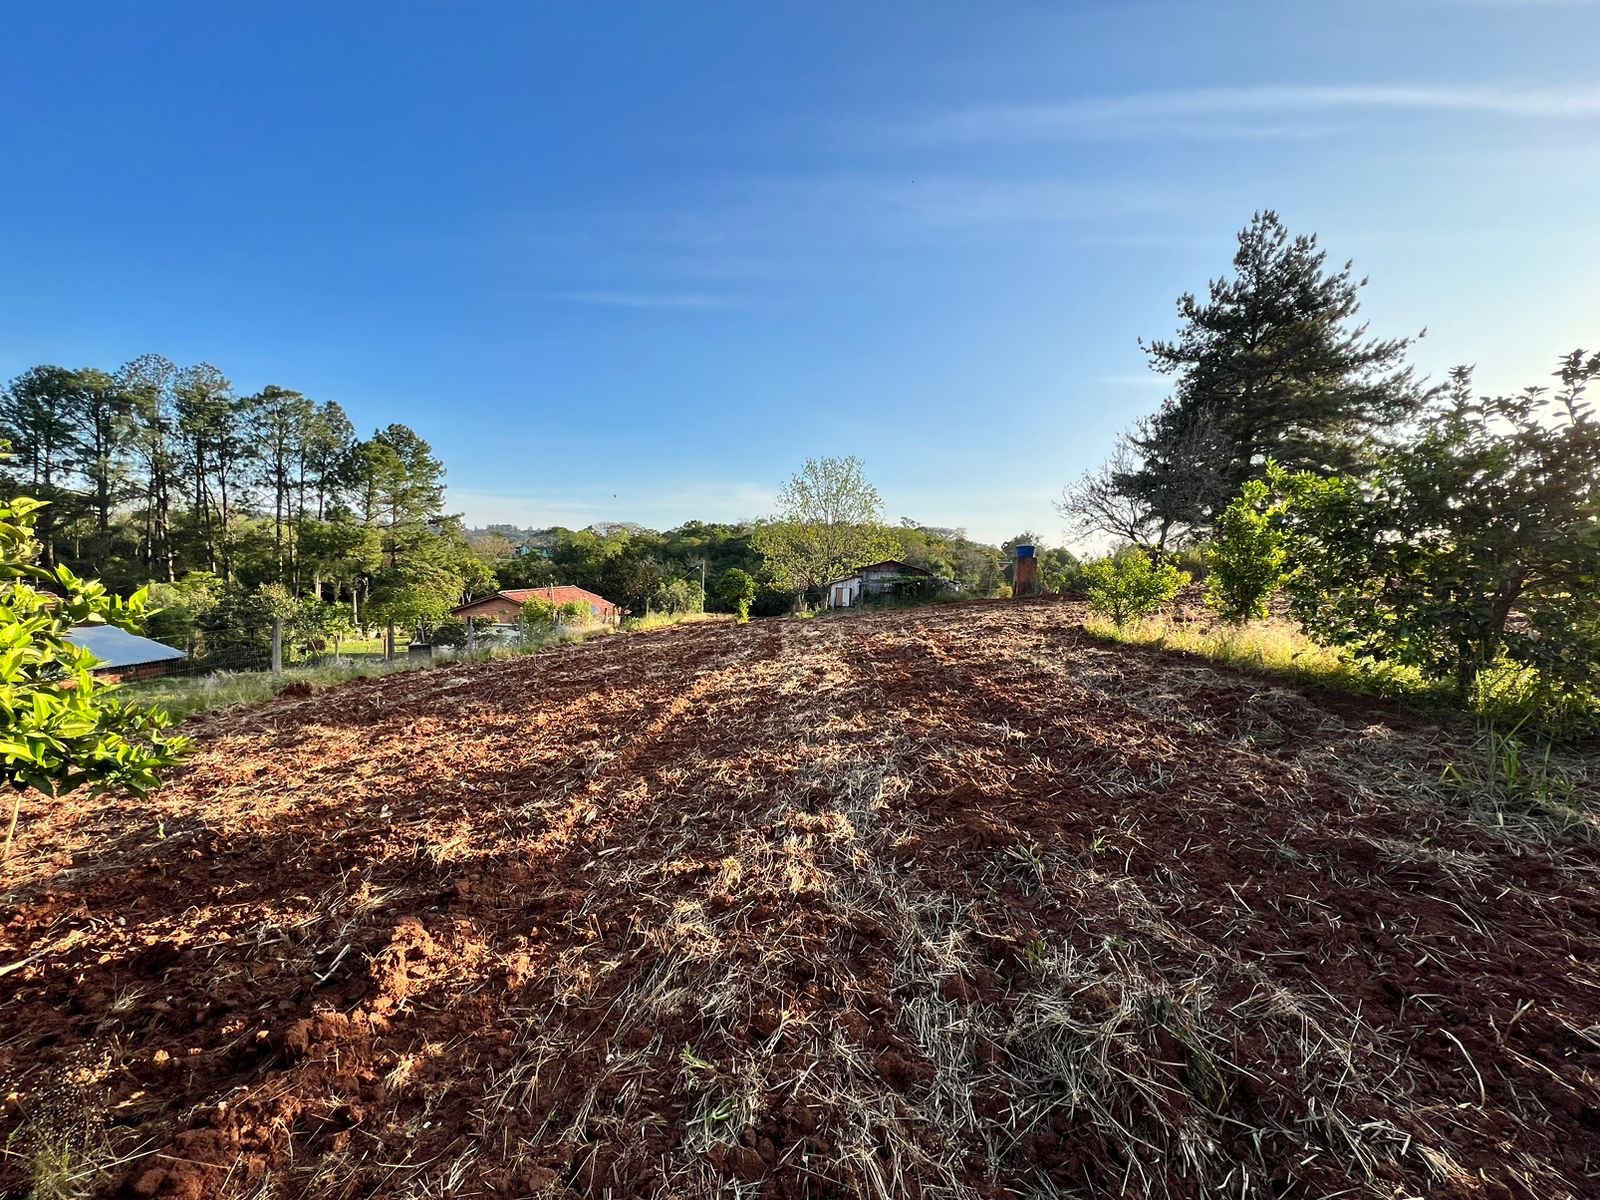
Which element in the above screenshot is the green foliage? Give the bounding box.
[195,583,299,668]
[1082,552,1189,627]
[753,456,900,601]
[1203,478,1287,622]
[294,596,355,652]
[1128,211,1423,530]
[715,568,757,621]
[1439,719,1594,839]
[650,577,701,615]
[557,600,590,625]
[1036,547,1082,595]
[1,494,188,854]
[1064,212,1425,553]
[892,522,1003,594]
[1269,352,1600,709]
[518,597,558,631]
[145,570,224,651]
[429,618,469,648]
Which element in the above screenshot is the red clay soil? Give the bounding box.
[3,599,1598,1199]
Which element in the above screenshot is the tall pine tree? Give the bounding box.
[1126,211,1424,530]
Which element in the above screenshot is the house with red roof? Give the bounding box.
[450,586,621,626]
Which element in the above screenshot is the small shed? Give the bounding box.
[823,561,938,609]
[66,625,187,682]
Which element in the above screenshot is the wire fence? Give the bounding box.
[129,617,598,682]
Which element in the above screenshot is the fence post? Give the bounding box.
[466,619,477,658]
[270,618,283,677]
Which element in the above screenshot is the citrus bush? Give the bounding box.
[1204,477,1287,623]
[2,494,188,856]
[1082,552,1189,627]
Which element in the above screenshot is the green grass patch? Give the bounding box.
[125,615,730,723]
[122,654,454,721]
[1084,614,1599,738]
[621,611,734,633]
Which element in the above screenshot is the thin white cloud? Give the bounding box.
[542,290,735,310]
[911,84,1600,143]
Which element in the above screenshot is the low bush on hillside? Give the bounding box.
[1082,552,1188,627]
[1204,479,1284,623]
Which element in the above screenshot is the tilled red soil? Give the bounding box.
[3,599,1598,1199]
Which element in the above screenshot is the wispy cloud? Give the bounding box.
[752,175,1172,229]
[908,84,1600,143]
[541,290,735,310]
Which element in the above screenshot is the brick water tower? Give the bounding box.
[1012,544,1037,595]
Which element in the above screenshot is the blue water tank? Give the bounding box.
[1015,544,1035,558]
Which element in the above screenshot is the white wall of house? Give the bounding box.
[826,577,862,608]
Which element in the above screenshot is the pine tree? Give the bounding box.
[1128,211,1424,528]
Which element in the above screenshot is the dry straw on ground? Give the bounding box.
[3,598,1597,1198]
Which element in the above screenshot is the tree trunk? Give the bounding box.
[2,789,21,862]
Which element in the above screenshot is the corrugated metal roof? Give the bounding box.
[66,624,187,669]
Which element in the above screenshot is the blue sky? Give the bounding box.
[2,2,1596,547]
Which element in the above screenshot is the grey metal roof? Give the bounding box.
[66,624,187,669]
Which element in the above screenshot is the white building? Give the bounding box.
[823,560,938,609]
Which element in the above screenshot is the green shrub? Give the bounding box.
[651,577,702,615]
[1082,552,1189,627]
[1175,544,1209,583]
[557,600,590,626]
[430,618,468,648]
[715,568,757,622]
[1268,353,1600,709]
[194,582,300,669]
[518,597,558,630]
[1,494,188,857]
[144,571,223,653]
[1204,479,1286,622]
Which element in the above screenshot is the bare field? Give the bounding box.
[3,598,1598,1199]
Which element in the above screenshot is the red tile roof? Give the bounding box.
[451,586,619,617]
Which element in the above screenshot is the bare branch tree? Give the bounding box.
[1057,438,1158,549]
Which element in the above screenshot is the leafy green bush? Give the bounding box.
[1,494,188,857]
[429,618,468,648]
[715,568,757,621]
[518,597,558,631]
[650,577,701,615]
[557,600,591,625]
[194,582,300,669]
[1082,552,1189,627]
[145,571,223,652]
[1269,352,1600,709]
[1037,548,1084,595]
[295,596,355,654]
[1204,478,1286,622]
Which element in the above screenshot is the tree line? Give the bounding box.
[0,356,492,662]
[0,357,1033,663]
[473,510,1015,619]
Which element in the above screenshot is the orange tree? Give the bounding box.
[1,494,188,858]
[1259,351,1600,707]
